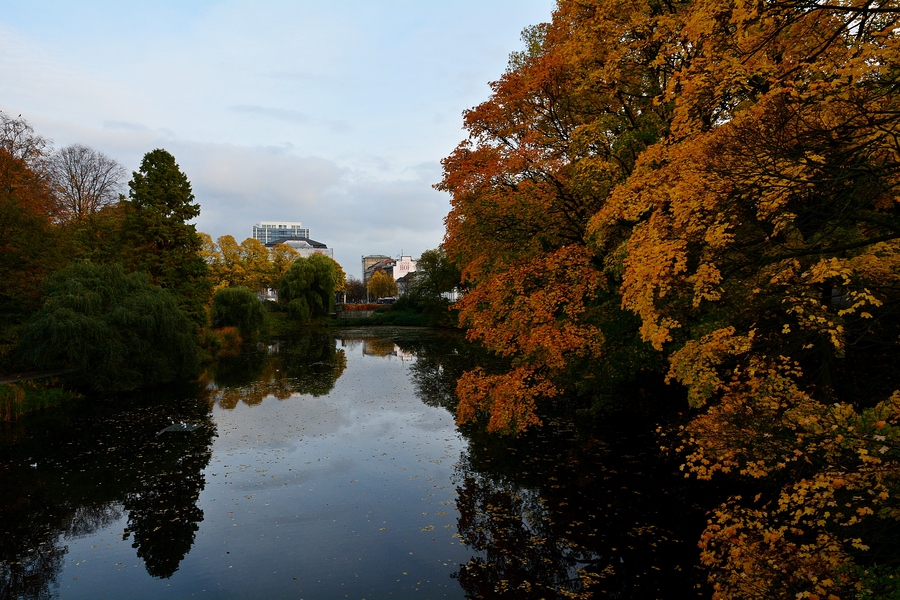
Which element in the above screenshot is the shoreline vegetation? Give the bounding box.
[0,303,454,421]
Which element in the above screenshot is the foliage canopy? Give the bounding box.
[123,149,210,327]
[279,253,336,320]
[441,0,900,596]
[210,286,268,338]
[367,270,398,299]
[19,261,200,392]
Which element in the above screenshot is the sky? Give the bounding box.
[1,0,556,278]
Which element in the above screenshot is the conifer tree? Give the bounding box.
[123,149,210,327]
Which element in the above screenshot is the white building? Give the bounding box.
[271,237,334,259]
[393,255,417,281]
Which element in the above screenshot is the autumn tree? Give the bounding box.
[202,234,300,294]
[0,115,60,366]
[443,0,900,595]
[439,0,676,433]
[367,270,397,299]
[48,144,126,220]
[328,256,346,295]
[269,242,300,288]
[123,149,210,327]
[0,111,50,170]
[580,2,900,596]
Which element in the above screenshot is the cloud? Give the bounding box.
[102,120,151,133]
[173,141,447,277]
[231,105,311,124]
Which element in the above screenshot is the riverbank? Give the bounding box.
[0,380,80,422]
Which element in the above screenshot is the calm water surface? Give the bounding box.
[0,328,706,599]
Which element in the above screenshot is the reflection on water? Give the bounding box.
[450,416,706,598]
[203,332,348,408]
[1,328,706,599]
[0,388,214,597]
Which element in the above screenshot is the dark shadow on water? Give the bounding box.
[449,407,714,599]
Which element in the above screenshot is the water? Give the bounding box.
[0,328,708,599]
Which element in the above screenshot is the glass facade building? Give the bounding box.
[252,221,310,244]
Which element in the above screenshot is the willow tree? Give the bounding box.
[20,262,199,391]
[210,286,267,338]
[279,253,336,320]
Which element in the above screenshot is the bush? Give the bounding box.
[210,287,267,338]
[19,261,200,392]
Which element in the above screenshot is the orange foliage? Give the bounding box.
[440,0,676,432]
[442,0,900,596]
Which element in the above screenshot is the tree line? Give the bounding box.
[0,112,351,393]
[439,1,900,597]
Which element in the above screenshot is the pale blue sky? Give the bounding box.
[1,1,556,276]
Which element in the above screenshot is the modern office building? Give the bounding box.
[252,221,310,244]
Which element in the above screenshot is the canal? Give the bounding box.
[0,328,709,599]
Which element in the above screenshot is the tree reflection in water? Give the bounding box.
[449,410,708,599]
[2,329,710,599]
[203,331,347,408]
[0,386,215,596]
[388,329,706,598]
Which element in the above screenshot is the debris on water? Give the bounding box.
[157,422,202,435]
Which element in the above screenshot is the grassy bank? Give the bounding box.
[1,381,80,422]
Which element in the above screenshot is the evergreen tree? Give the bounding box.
[124,149,210,327]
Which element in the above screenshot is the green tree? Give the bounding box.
[60,202,127,264]
[411,248,461,301]
[279,254,336,320]
[210,287,267,338]
[19,261,200,392]
[367,270,397,299]
[123,149,210,327]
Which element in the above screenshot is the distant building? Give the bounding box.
[362,254,418,296]
[252,221,310,244]
[394,255,416,280]
[264,236,333,260]
[362,255,392,283]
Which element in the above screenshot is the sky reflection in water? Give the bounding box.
[1,331,471,599]
[1,329,705,599]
